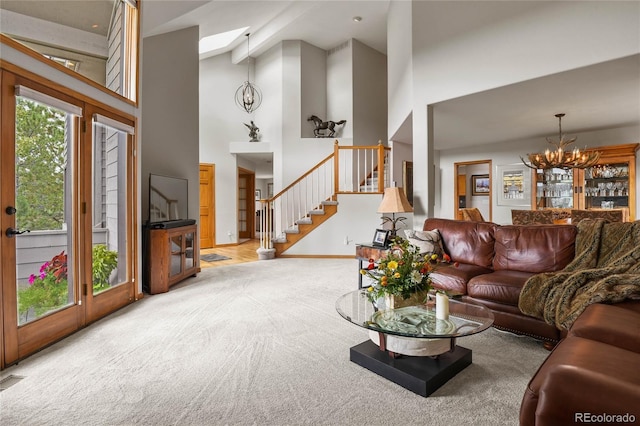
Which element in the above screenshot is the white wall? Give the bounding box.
[352,39,387,146]
[326,40,353,139]
[300,42,327,139]
[392,0,640,228]
[387,0,413,141]
[439,124,640,225]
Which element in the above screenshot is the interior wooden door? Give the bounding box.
[238,168,254,240]
[199,164,215,248]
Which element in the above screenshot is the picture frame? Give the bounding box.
[372,228,390,247]
[255,189,261,201]
[496,164,531,206]
[471,174,490,196]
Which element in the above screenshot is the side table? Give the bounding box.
[355,243,388,289]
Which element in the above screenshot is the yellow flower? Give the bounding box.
[387,260,398,270]
[367,286,374,292]
[394,272,401,278]
[431,254,438,260]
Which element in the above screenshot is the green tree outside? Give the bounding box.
[15,98,67,231]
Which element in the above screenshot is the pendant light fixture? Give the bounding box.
[521,113,600,170]
[235,33,262,113]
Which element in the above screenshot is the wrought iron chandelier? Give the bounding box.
[522,113,600,170]
[235,33,262,113]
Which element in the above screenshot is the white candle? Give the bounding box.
[436,292,449,320]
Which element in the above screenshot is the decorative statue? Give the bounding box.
[307,115,347,138]
[244,121,260,142]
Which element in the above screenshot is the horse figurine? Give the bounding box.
[307,115,347,138]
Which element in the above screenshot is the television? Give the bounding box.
[148,174,189,224]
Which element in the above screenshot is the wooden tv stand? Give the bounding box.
[147,223,198,294]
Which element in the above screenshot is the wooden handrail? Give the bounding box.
[268,151,335,201]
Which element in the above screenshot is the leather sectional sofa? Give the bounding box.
[421,218,640,424]
[423,218,577,346]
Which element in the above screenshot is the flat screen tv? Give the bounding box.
[149,174,189,224]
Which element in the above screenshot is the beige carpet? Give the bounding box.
[0,258,548,425]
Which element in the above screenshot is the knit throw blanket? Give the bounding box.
[518,219,640,330]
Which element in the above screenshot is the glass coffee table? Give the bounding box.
[335,289,494,397]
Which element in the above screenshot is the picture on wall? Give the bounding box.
[471,174,490,196]
[497,164,531,206]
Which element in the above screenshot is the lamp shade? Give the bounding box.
[377,187,413,214]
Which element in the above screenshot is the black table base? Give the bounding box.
[350,340,472,397]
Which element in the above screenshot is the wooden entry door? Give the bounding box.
[238,168,254,239]
[199,164,215,249]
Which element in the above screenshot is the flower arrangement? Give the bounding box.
[18,245,119,323]
[360,237,454,304]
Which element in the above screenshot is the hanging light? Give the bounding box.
[521,113,600,170]
[235,33,262,113]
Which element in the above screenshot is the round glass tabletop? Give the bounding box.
[336,290,494,339]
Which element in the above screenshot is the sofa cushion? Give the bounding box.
[423,218,496,269]
[569,302,640,353]
[493,224,577,273]
[467,270,535,306]
[430,263,493,295]
[403,229,444,256]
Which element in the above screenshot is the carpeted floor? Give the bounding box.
[0,258,548,425]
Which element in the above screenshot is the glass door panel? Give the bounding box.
[169,234,183,277]
[583,163,630,210]
[91,121,129,295]
[185,232,195,270]
[534,168,574,209]
[15,95,76,325]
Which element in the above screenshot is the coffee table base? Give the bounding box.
[350,340,472,397]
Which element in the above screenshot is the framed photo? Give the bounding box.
[496,164,531,206]
[471,174,490,196]
[255,189,261,201]
[372,229,390,247]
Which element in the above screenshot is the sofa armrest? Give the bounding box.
[531,365,640,425]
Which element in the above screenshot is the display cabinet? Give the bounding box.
[147,224,198,294]
[532,143,639,220]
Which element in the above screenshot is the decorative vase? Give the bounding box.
[384,289,430,310]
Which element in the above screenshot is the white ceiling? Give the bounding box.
[3,1,638,151]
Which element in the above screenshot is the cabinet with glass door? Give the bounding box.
[532,143,639,220]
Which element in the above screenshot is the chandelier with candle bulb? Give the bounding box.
[521,113,600,170]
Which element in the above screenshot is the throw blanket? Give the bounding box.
[519,219,640,330]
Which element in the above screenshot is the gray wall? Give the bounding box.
[141,26,200,226]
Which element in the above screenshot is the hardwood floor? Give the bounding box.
[200,239,260,268]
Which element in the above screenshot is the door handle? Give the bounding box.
[5,228,30,238]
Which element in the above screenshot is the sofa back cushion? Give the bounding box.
[423,218,496,268]
[493,224,577,273]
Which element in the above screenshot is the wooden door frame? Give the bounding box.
[237,168,255,239]
[454,160,492,221]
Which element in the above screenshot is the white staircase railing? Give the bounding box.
[258,141,390,252]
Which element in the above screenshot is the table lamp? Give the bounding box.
[377,187,413,238]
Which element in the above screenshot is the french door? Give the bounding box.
[1,71,137,369]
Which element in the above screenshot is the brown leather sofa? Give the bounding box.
[423,218,578,345]
[520,301,640,425]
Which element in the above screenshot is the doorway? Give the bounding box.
[237,168,255,240]
[199,164,215,248]
[454,160,492,221]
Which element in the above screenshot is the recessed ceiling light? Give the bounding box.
[91,24,99,28]
[199,26,250,55]
[353,16,362,22]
